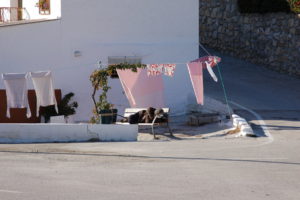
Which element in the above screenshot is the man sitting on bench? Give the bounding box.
[122,107,168,124]
[120,107,172,138]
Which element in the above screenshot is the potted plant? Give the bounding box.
[90,68,117,124]
[90,62,146,124]
[42,92,78,123]
[57,92,78,123]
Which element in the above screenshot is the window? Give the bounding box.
[0,0,61,26]
[108,56,142,78]
[39,0,50,15]
[108,56,142,65]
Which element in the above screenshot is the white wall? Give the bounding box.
[0,0,11,7]
[0,124,138,143]
[0,0,12,21]
[0,0,199,121]
[0,0,61,20]
[22,0,61,20]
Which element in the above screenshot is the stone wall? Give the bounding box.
[199,0,300,77]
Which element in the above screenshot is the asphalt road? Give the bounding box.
[0,52,299,200]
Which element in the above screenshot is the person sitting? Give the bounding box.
[121,107,168,124]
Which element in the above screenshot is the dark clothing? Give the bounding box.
[128,110,146,124]
[123,107,168,124]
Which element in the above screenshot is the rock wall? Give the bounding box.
[199,0,300,77]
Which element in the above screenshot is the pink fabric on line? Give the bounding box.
[117,68,165,108]
[191,56,221,69]
[147,64,176,77]
[187,62,204,105]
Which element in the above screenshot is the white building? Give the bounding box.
[0,0,61,22]
[0,0,199,122]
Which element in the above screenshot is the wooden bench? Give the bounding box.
[118,108,173,138]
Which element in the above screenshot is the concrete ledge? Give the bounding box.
[0,124,138,143]
[0,18,61,27]
[88,124,138,142]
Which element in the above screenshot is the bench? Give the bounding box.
[118,108,173,138]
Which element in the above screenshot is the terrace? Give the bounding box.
[0,0,61,26]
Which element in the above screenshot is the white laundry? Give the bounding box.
[29,71,58,117]
[205,61,218,82]
[2,73,31,118]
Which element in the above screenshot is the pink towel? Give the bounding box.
[187,56,221,104]
[187,62,204,105]
[117,68,165,108]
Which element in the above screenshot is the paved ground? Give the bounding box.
[0,52,299,200]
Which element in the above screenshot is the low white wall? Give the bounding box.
[0,124,138,143]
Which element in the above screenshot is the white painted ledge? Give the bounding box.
[0,123,138,143]
[0,18,61,27]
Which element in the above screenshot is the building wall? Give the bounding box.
[0,0,199,121]
[23,0,61,20]
[0,0,11,7]
[0,0,61,20]
[200,0,300,77]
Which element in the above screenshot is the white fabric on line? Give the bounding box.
[205,61,218,82]
[2,73,31,118]
[29,71,58,117]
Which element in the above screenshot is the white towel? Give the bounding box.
[2,73,31,118]
[29,71,58,117]
[205,61,218,82]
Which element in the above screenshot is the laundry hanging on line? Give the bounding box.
[117,68,165,108]
[191,56,221,82]
[187,56,221,105]
[2,73,31,118]
[187,62,204,105]
[147,64,176,77]
[29,71,58,117]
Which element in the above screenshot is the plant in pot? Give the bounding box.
[42,92,78,123]
[90,68,117,124]
[90,62,146,124]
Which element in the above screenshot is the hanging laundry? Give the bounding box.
[147,64,164,76]
[117,68,165,108]
[147,64,176,77]
[187,62,204,105]
[29,71,58,117]
[191,56,221,68]
[2,73,31,118]
[187,55,221,105]
[205,61,218,82]
[192,56,221,82]
[163,64,176,77]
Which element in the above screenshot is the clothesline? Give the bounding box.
[0,43,232,116]
[40,60,208,73]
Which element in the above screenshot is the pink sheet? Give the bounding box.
[187,56,221,105]
[117,68,165,108]
[187,62,204,105]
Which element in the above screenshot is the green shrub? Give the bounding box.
[237,0,291,13]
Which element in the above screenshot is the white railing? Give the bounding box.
[0,7,30,23]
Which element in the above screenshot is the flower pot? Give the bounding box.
[99,109,118,124]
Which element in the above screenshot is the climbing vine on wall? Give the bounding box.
[289,0,300,13]
[89,63,146,123]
